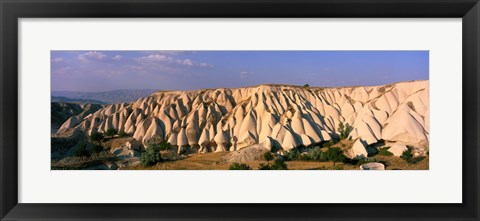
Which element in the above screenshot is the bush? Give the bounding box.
[74,143,90,157]
[118,130,129,138]
[378,149,393,156]
[270,159,288,170]
[141,144,163,167]
[229,163,252,170]
[90,131,104,142]
[258,159,288,170]
[401,146,414,163]
[92,144,103,153]
[355,157,377,166]
[324,147,346,163]
[338,122,352,140]
[283,149,301,161]
[258,163,271,170]
[105,128,118,137]
[300,147,325,161]
[146,141,173,151]
[263,152,274,161]
[323,139,337,148]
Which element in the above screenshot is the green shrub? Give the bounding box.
[258,163,271,170]
[283,149,301,161]
[105,128,118,137]
[270,159,288,170]
[324,147,346,162]
[338,122,352,140]
[141,144,163,167]
[74,143,90,157]
[378,149,393,156]
[323,139,337,148]
[92,144,103,153]
[263,152,274,161]
[401,146,414,163]
[147,141,173,151]
[90,131,104,142]
[300,147,326,161]
[118,130,129,138]
[229,163,252,170]
[355,157,377,166]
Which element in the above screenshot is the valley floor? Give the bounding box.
[121,151,428,170]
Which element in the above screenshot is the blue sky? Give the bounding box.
[51,51,428,92]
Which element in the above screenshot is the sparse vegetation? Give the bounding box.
[324,147,347,163]
[271,159,288,170]
[338,122,352,140]
[258,159,288,170]
[263,151,274,161]
[105,128,118,137]
[229,163,252,170]
[377,146,393,156]
[90,131,104,142]
[118,130,129,138]
[147,140,173,151]
[299,147,328,162]
[401,146,414,163]
[322,139,338,148]
[74,142,90,157]
[283,148,301,161]
[92,144,103,153]
[355,157,377,166]
[141,144,163,167]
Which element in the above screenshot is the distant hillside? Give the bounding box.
[56,81,429,158]
[51,89,157,104]
[51,96,107,104]
[51,102,104,133]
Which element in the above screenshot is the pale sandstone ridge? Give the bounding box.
[58,81,429,154]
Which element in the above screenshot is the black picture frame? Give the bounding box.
[1,0,479,220]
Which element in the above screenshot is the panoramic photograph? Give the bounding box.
[51,51,429,170]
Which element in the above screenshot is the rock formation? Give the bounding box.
[56,81,429,153]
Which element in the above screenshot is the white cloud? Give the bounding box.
[240,71,250,78]
[52,57,63,63]
[78,51,107,62]
[198,62,213,68]
[55,66,72,75]
[176,59,193,66]
[113,55,122,61]
[139,54,174,62]
[138,53,213,68]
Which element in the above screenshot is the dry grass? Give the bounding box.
[372,155,429,170]
[120,149,426,170]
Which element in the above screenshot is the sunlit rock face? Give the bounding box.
[58,80,429,152]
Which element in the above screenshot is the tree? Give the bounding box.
[270,159,288,170]
[229,163,252,170]
[401,146,414,163]
[90,131,104,142]
[141,144,163,167]
[118,130,129,138]
[147,141,173,151]
[324,147,346,163]
[74,142,90,157]
[105,128,118,137]
[263,152,274,161]
[338,122,352,140]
